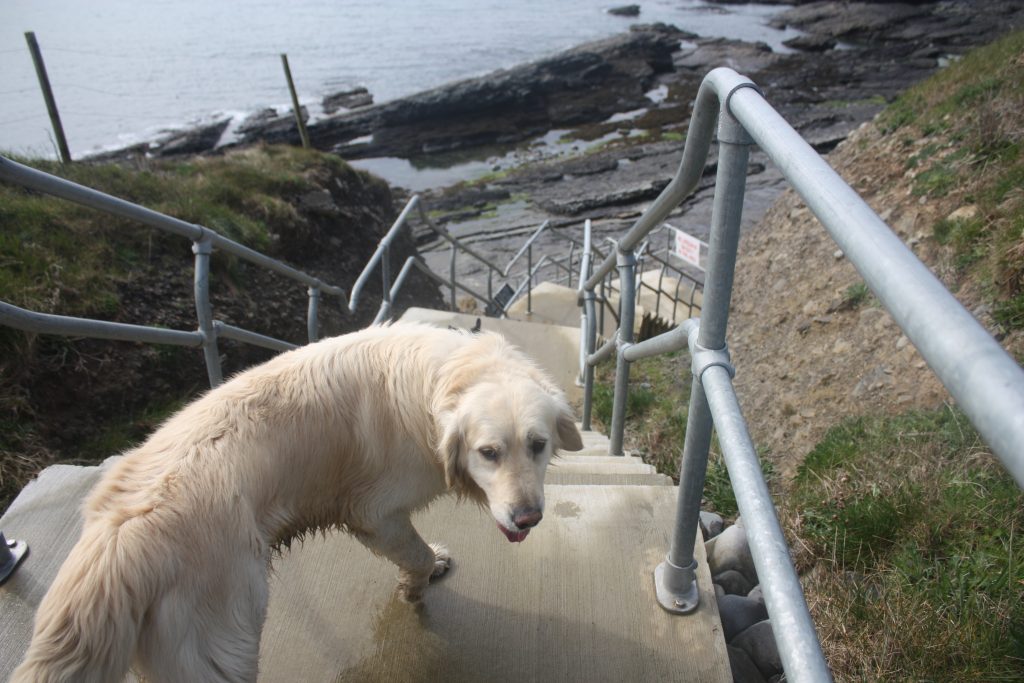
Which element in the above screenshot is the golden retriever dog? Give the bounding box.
[12,322,583,682]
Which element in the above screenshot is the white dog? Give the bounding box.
[12,322,583,682]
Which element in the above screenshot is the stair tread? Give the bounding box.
[259,485,730,682]
[547,471,673,486]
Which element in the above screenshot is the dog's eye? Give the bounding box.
[478,447,499,461]
[531,439,547,455]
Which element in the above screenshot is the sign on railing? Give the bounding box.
[667,224,706,271]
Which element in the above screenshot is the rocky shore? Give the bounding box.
[93,1,1024,294]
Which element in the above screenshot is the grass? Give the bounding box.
[880,29,1024,329]
[791,407,1024,681]
[0,145,375,511]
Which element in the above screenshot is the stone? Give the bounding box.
[708,524,758,586]
[713,569,753,596]
[746,584,764,605]
[608,4,641,17]
[718,593,769,641]
[154,119,230,157]
[946,204,979,223]
[699,510,725,539]
[783,33,836,52]
[322,87,373,115]
[728,645,768,683]
[733,620,783,679]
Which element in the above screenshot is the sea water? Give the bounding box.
[0,0,798,160]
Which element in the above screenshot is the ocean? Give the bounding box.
[0,0,798,161]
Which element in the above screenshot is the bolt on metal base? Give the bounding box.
[654,557,699,614]
[0,532,28,584]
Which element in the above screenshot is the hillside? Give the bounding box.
[0,146,442,511]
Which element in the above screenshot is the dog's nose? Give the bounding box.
[513,508,543,529]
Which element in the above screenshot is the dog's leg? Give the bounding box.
[357,514,451,602]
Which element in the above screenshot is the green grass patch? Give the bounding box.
[792,408,1024,680]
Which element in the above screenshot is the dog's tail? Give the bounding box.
[11,519,163,683]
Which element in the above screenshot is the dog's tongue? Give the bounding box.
[498,523,530,543]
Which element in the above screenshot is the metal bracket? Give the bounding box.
[654,556,699,614]
[0,532,28,584]
[691,342,735,385]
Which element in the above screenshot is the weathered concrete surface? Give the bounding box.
[258,485,730,682]
[399,307,583,404]
[0,460,140,682]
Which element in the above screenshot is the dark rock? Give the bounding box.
[768,674,787,683]
[237,108,282,133]
[322,87,373,115]
[708,523,758,586]
[733,620,784,679]
[728,645,768,683]
[608,4,641,17]
[747,584,765,606]
[718,593,769,641]
[713,569,753,596]
[297,24,687,159]
[770,2,931,42]
[700,510,725,539]
[153,119,230,157]
[782,33,836,52]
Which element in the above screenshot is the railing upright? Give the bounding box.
[191,237,223,387]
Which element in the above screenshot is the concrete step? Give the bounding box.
[259,485,730,682]
[558,454,645,466]
[399,307,582,403]
[547,461,656,476]
[547,471,673,486]
[505,281,637,339]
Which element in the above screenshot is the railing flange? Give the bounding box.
[691,342,735,384]
[654,557,699,614]
[0,532,28,584]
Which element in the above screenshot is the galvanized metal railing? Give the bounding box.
[0,155,347,388]
[578,66,1024,683]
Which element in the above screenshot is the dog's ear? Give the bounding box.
[438,413,464,490]
[556,406,584,452]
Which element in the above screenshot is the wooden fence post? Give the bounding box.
[280,53,311,150]
[24,32,71,163]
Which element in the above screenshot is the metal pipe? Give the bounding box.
[373,256,419,324]
[349,195,419,312]
[703,364,833,682]
[624,319,698,362]
[655,92,753,617]
[582,292,598,430]
[306,287,320,343]
[727,83,1024,487]
[416,204,506,277]
[608,249,637,456]
[449,243,457,311]
[213,322,296,352]
[192,238,223,387]
[527,244,533,315]
[0,300,203,348]
[504,220,550,277]
[588,334,618,367]
[381,244,392,305]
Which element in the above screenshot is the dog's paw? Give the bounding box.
[429,543,451,579]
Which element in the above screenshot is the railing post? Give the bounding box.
[192,237,223,387]
[449,242,457,311]
[608,248,637,456]
[307,286,320,342]
[581,290,598,430]
[527,244,533,315]
[655,101,753,614]
[382,244,392,307]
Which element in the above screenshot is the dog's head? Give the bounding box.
[435,336,584,543]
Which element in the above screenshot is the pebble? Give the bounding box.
[718,593,769,641]
[708,524,758,586]
[700,510,725,539]
[746,584,765,605]
[733,620,783,679]
[714,569,753,597]
[728,645,768,683]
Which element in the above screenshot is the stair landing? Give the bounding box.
[259,484,730,682]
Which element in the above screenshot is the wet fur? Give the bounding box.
[12,323,582,682]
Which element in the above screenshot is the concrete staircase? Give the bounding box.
[0,305,731,682]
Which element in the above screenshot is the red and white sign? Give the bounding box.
[670,226,705,270]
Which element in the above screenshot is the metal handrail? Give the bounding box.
[348,194,422,313]
[0,155,349,387]
[579,65,1024,683]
